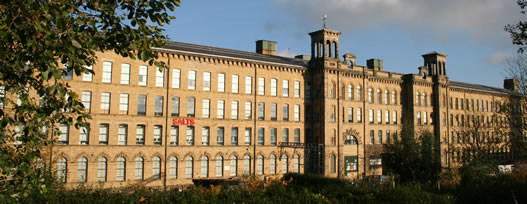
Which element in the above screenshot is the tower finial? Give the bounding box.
[321,15,328,29]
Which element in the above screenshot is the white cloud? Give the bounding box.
[486,51,513,65]
[272,0,521,43]
[277,48,297,58]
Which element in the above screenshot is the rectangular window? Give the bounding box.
[271,128,277,145]
[271,103,277,120]
[282,128,289,143]
[385,110,389,124]
[244,128,251,145]
[172,69,180,88]
[82,65,93,81]
[417,112,422,125]
[392,111,397,124]
[155,96,163,116]
[370,130,374,144]
[258,103,265,120]
[386,130,391,144]
[348,108,353,122]
[424,111,428,124]
[170,126,179,145]
[79,125,89,145]
[330,105,336,122]
[119,93,129,114]
[294,105,300,121]
[283,104,289,121]
[231,127,238,146]
[202,127,210,145]
[231,101,238,119]
[306,83,311,98]
[136,125,145,145]
[59,124,69,144]
[271,79,277,96]
[369,109,374,123]
[258,77,265,95]
[120,64,130,84]
[218,73,225,92]
[357,108,362,123]
[171,97,180,117]
[294,128,300,143]
[258,128,264,145]
[202,99,210,118]
[118,124,127,145]
[102,61,112,83]
[347,85,352,100]
[186,126,194,145]
[155,67,164,87]
[282,80,289,97]
[217,100,225,119]
[378,130,383,144]
[81,91,91,112]
[187,97,195,117]
[294,81,300,98]
[100,92,110,113]
[99,124,108,145]
[377,110,382,124]
[138,65,148,86]
[188,70,196,90]
[153,125,162,145]
[245,102,252,120]
[245,76,252,94]
[217,127,224,145]
[232,75,239,93]
[203,72,211,91]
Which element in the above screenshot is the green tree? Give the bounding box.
[384,125,441,185]
[0,0,180,202]
[505,0,527,53]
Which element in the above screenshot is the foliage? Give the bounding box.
[505,0,527,53]
[384,124,441,185]
[34,174,456,204]
[0,0,180,202]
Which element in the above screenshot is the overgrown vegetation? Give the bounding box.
[20,173,527,203]
[0,0,180,202]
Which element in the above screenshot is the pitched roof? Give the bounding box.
[156,41,308,68]
[450,80,517,95]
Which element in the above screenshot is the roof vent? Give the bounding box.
[256,40,276,55]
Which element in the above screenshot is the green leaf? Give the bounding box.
[71,39,81,48]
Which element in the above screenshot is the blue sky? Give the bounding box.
[165,0,523,88]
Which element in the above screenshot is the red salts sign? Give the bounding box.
[172,118,195,126]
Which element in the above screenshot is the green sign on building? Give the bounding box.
[344,156,358,175]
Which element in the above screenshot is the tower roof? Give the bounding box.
[422,51,447,57]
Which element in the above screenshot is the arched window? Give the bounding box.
[368,88,373,103]
[230,155,237,176]
[216,155,223,177]
[377,89,381,104]
[357,86,362,101]
[169,156,177,179]
[77,157,88,182]
[416,92,420,105]
[201,156,209,178]
[347,85,353,100]
[270,155,276,174]
[281,154,288,174]
[135,157,144,180]
[257,155,264,175]
[345,135,358,145]
[391,91,396,104]
[243,155,251,176]
[97,157,107,182]
[152,156,161,180]
[293,154,300,173]
[333,41,338,58]
[327,40,331,57]
[384,90,388,104]
[330,154,336,173]
[185,156,193,178]
[56,158,67,183]
[116,157,126,181]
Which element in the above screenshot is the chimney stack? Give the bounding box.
[256,40,276,55]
